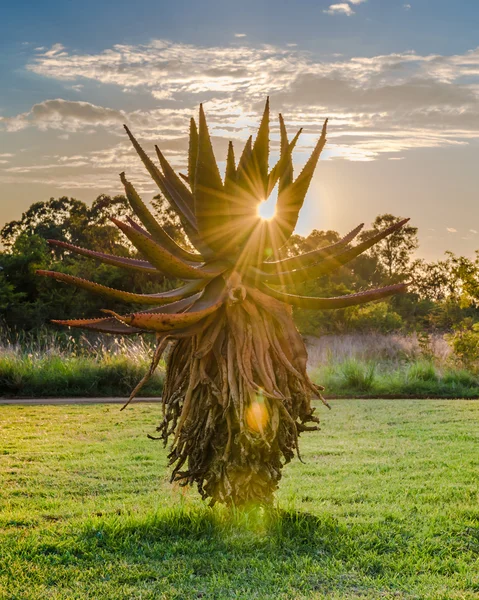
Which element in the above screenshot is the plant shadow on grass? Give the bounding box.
[69,506,423,598]
[13,502,478,598]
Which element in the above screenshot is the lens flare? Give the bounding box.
[246,395,270,433]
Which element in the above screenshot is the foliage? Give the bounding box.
[0,194,181,330]
[0,328,163,397]
[2,196,479,336]
[0,195,132,252]
[446,320,479,370]
[346,302,403,333]
[358,213,418,282]
[3,329,479,400]
[313,358,479,398]
[413,329,435,362]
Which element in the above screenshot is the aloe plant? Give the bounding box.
[38,99,407,505]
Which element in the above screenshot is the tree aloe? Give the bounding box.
[38,99,407,505]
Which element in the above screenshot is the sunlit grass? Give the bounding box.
[1,400,478,598]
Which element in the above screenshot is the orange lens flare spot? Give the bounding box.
[246,399,270,433]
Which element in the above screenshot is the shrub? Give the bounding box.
[347,302,403,333]
[446,320,479,369]
[338,358,376,392]
[406,360,438,383]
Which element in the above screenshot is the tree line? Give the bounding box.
[1,194,479,335]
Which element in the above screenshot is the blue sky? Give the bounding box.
[2,0,479,259]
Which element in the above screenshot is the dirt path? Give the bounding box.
[0,397,161,405]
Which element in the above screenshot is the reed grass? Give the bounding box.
[1,328,478,399]
[0,328,163,397]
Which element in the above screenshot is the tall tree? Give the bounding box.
[359,214,418,282]
[0,195,132,254]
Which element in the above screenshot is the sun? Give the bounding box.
[257,197,277,220]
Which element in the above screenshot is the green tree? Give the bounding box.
[0,194,174,330]
[0,195,132,254]
[409,257,453,301]
[359,214,418,282]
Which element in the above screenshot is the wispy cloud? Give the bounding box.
[3,39,479,177]
[234,33,247,38]
[324,3,354,16]
[447,227,458,233]
[324,0,366,16]
[403,3,411,10]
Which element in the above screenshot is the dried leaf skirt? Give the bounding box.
[156,290,323,505]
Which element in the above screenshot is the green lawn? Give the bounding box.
[1,400,478,599]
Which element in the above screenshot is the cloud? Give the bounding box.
[403,3,411,9]
[43,43,67,57]
[324,0,366,15]
[324,3,354,16]
[1,99,125,132]
[9,37,479,230]
[234,33,247,38]
[4,39,479,164]
[470,229,478,234]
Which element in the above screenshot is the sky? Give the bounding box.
[2,0,479,260]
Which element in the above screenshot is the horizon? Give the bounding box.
[2,0,479,261]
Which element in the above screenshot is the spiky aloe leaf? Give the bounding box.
[120,173,203,263]
[47,239,158,275]
[266,125,302,198]
[257,282,407,309]
[235,135,253,195]
[188,117,199,190]
[194,104,228,252]
[111,218,229,279]
[155,145,195,213]
[251,97,270,196]
[51,317,144,335]
[275,119,328,240]
[123,125,196,230]
[109,276,226,332]
[261,223,364,274]
[37,270,206,305]
[225,141,236,187]
[52,295,202,334]
[253,218,410,285]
